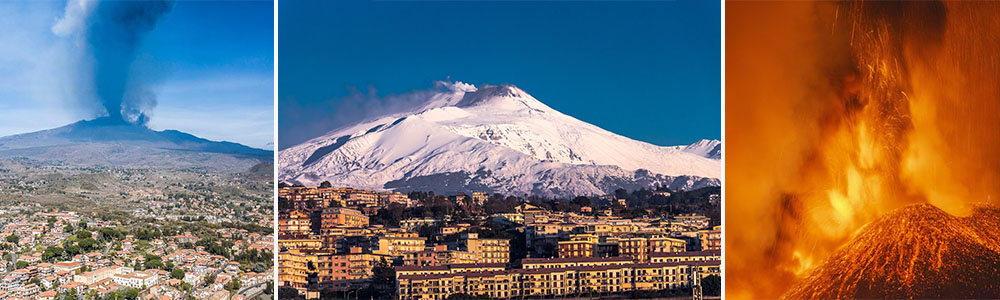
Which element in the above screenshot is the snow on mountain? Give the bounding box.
[677,139,722,159]
[279,82,720,198]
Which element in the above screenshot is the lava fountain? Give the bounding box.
[726,1,1000,298]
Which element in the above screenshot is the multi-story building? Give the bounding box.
[73,266,132,285]
[403,245,478,266]
[378,192,411,207]
[671,214,711,229]
[649,237,687,253]
[321,208,369,230]
[558,239,594,258]
[345,192,378,208]
[278,236,323,250]
[112,271,158,288]
[616,237,649,262]
[460,233,509,264]
[520,257,632,269]
[471,192,488,206]
[650,250,721,263]
[315,252,351,292]
[278,211,312,235]
[374,234,426,257]
[396,257,721,300]
[278,250,311,293]
[699,226,721,250]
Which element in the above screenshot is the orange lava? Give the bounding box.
[726,1,1000,298]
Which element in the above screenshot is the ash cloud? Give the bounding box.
[279,80,473,149]
[53,0,173,125]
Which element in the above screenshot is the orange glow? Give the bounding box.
[726,1,1000,298]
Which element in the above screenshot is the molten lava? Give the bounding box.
[727,1,1000,298]
[783,203,1000,299]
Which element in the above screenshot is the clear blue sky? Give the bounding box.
[0,0,274,149]
[279,0,720,148]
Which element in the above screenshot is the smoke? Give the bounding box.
[727,1,1000,298]
[279,80,475,149]
[53,0,173,125]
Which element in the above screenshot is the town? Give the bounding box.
[0,205,273,300]
[0,161,275,300]
[278,183,721,299]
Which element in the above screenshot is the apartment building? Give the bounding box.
[321,207,370,229]
[699,226,722,250]
[650,250,721,263]
[278,211,312,235]
[396,257,720,300]
[460,233,510,264]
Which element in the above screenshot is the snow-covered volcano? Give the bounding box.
[279,82,720,198]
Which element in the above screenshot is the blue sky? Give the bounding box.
[279,0,720,149]
[0,0,274,149]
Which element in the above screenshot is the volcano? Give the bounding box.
[782,203,1000,299]
[279,83,720,198]
[0,117,271,171]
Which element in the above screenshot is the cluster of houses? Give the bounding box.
[0,208,274,300]
[278,186,721,299]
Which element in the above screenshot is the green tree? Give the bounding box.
[78,237,97,250]
[65,244,81,256]
[42,246,64,261]
[124,288,139,300]
[5,234,18,244]
[99,228,121,240]
[225,277,242,292]
[15,260,28,269]
[75,230,92,240]
[170,268,186,280]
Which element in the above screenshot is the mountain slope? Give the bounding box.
[279,83,720,197]
[0,117,272,171]
[782,203,1000,299]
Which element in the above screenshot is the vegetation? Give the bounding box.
[703,274,721,296]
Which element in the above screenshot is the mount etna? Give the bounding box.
[0,117,271,171]
[280,82,720,198]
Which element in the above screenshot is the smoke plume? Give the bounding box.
[53,0,173,125]
[727,1,1000,298]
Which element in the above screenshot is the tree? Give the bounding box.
[15,260,28,269]
[65,244,81,256]
[319,181,332,188]
[99,228,121,240]
[124,288,139,300]
[278,287,300,299]
[702,274,721,296]
[170,268,185,280]
[78,237,97,250]
[42,246,64,261]
[371,258,396,296]
[5,234,18,245]
[75,230,92,240]
[572,196,592,207]
[225,277,242,292]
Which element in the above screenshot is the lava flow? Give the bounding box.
[726,1,1000,298]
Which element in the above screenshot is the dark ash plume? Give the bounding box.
[54,0,174,125]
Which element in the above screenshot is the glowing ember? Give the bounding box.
[727,1,1000,298]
